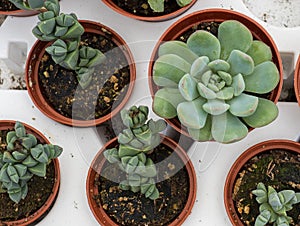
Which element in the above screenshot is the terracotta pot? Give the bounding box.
[86,135,197,225]
[224,139,300,225]
[0,120,60,225]
[148,8,283,138]
[26,20,136,127]
[0,9,38,16]
[294,55,300,105]
[102,0,196,22]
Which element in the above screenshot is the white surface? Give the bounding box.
[1,0,300,225]
[242,0,300,28]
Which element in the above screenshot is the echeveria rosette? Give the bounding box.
[152,20,280,143]
[103,106,166,200]
[148,0,192,13]
[0,122,63,203]
[252,182,300,226]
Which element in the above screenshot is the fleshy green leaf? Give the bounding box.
[37,18,56,36]
[14,121,26,138]
[243,98,278,128]
[187,30,221,61]
[218,20,253,60]
[227,50,254,76]
[244,61,280,94]
[31,145,49,163]
[153,88,185,119]
[118,144,141,158]
[208,59,230,72]
[228,93,258,117]
[28,163,46,177]
[158,40,198,64]
[197,82,217,100]
[60,21,84,39]
[246,40,272,65]
[178,73,199,101]
[190,56,210,79]
[216,87,234,100]
[148,0,164,12]
[177,98,208,129]
[187,115,213,141]
[211,112,248,143]
[203,99,230,116]
[176,0,192,7]
[232,73,245,96]
[153,54,191,87]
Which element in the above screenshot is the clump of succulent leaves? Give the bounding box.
[148,0,192,12]
[7,0,46,10]
[152,20,280,143]
[252,182,300,226]
[103,105,166,200]
[0,122,63,203]
[9,0,106,89]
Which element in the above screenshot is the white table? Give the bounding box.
[1,0,300,225]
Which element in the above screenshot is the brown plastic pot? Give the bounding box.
[294,55,300,105]
[102,0,197,22]
[148,8,283,138]
[0,9,38,16]
[0,120,60,226]
[86,135,197,225]
[224,139,300,225]
[26,20,136,127]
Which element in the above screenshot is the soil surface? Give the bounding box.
[0,129,56,223]
[233,150,300,226]
[0,0,18,11]
[94,142,190,225]
[111,0,182,17]
[38,32,131,120]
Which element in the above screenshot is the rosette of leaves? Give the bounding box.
[104,106,166,200]
[252,182,300,226]
[0,122,63,203]
[152,20,280,143]
[148,0,192,13]
[9,0,106,89]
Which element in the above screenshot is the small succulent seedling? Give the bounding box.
[152,20,280,143]
[0,122,63,203]
[104,105,166,200]
[148,0,192,13]
[9,0,106,89]
[252,182,300,226]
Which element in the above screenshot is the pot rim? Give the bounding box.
[0,9,38,16]
[25,20,136,127]
[148,8,284,138]
[0,120,60,225]
[86,135,197,226]
[223,139,300,226]
[294,55,300,105]
[101,0,197,22]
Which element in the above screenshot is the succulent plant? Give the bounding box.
[152,20,280,143]
[9,0,106,89]
[8,0,45,10]
[0,122,63,203]
[252,182,300,226]
[148,0,192,13]
[104,105,166,200]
